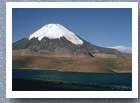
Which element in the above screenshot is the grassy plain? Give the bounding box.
[12,56,132,73]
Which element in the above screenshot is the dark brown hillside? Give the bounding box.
[12,37,129,58]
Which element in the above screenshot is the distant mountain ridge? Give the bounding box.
[108,46,132,53]
[12,24,131,58]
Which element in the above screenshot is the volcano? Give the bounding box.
[12,24,129,58]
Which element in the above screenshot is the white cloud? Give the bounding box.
[108,46,132,53]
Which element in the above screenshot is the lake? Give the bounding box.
[12,69,132,91]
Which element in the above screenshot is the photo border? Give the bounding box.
[6,2,138,98]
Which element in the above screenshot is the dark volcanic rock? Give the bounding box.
[12,37,127,58]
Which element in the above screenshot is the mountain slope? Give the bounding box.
[12,24,129,58]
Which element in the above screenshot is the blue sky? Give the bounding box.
[12,8,132,47]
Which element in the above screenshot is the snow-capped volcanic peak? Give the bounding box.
[29,24,83,45]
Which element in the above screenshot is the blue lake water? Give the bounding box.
[12,69,132,91]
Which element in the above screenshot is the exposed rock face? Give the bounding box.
[12,37,130,58]
[12,24,131,58]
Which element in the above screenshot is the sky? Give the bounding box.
[12,8,132,47]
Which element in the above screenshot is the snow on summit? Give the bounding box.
[29,24,83,45]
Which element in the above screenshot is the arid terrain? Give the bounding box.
[12,56,132,73]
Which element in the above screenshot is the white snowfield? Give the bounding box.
[29,24,83,45]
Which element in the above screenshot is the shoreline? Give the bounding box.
[12,68,132,73]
